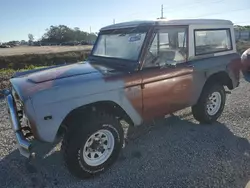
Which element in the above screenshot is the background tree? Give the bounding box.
[28,34,34,45]
[20,40,27,45]
[234,25,250,30]
[41,25,97,44]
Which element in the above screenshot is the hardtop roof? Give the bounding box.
[100,19,233,31]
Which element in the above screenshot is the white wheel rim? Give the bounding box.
[206,91,222,116]
[83,128,115,167]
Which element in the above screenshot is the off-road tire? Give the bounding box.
[61,111,124,179]
[192,83,226,124]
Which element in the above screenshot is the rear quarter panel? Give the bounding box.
[187,53,241,105]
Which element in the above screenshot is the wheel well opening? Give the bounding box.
[206,71,233,90]
[56,101,133,138]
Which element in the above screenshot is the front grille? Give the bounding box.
[11,88,34,141]
[20,113,34,141]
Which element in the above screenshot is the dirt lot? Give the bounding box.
[0,46,92,57]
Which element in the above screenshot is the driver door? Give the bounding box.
[141,27,194,121]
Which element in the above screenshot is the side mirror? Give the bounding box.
[169,62,177,67]
[165,61,177,68]
[159,61,177,69]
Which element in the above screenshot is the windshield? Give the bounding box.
[92,30,147,61]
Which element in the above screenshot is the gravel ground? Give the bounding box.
[0,71,14,91]
[0,79,250,188]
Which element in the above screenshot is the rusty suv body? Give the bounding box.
[3,19,243,178]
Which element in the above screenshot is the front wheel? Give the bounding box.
[61,112,124,179]
[192,83,226,124]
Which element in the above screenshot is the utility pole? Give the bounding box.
[113,19,115,24]
[161,4,164,19]
[90,26,92,33]
[157,4,165,19]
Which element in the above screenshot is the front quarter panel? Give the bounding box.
[30,78,142,142]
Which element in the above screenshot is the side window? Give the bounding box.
[144,27,187,68]
[194,29,232,56]
[148,33,158,57]
[178,32,186,48]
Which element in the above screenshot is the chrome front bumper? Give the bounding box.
[5,91,32,158]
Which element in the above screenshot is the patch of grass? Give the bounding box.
[0,50,90,69]
[0,49,91,91]
[0,65,50,90]
[0,68,16,74]
[0,65,47,74]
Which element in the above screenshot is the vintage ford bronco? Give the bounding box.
[3,19,244,179]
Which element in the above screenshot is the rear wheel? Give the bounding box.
[192,83,226,124]
[61,112,124,179]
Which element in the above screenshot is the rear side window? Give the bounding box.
[194,29,232,55]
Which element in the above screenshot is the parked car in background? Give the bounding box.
[0,44,11,48]
[60,41,79,46]
[81,41,91,45]
[3,19,243,179]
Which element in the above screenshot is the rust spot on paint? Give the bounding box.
[228,57,241,82]
[104,67,194,122]
[104,72,143,117]
[140,67,193,121]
